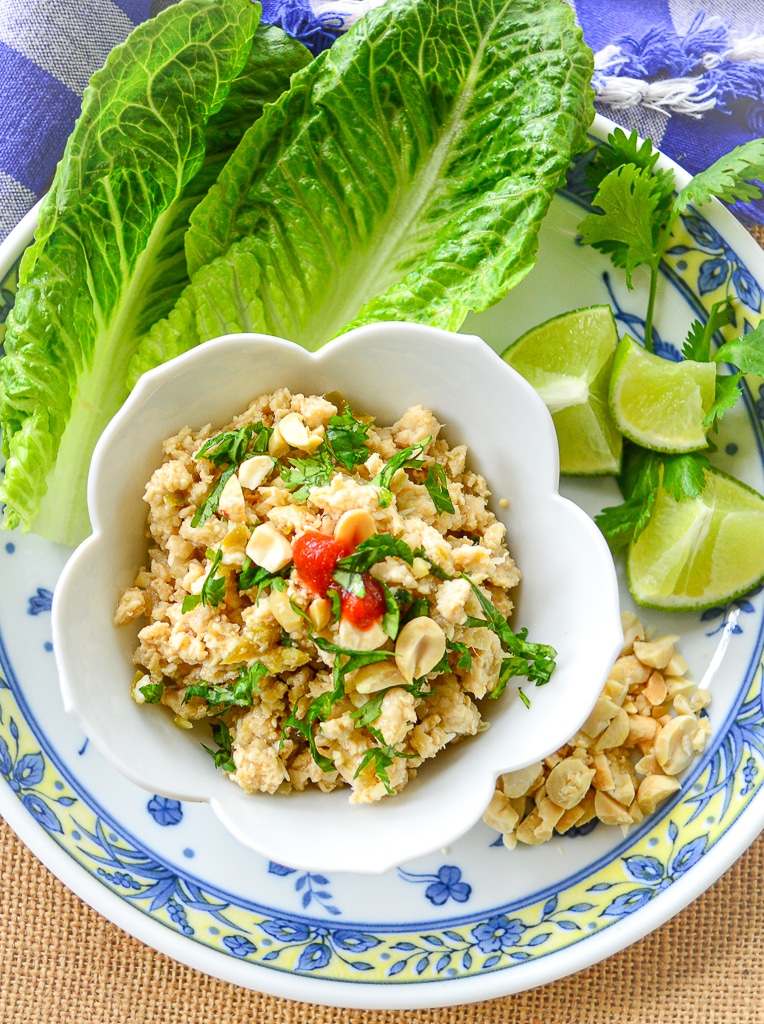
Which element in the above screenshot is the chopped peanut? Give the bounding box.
[483,613,710,847]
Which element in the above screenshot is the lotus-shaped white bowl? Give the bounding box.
[52,322,622,875]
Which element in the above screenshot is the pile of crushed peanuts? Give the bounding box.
[483,611,711,847]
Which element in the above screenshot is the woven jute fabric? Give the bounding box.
[1,815,764,1024]
[2,224,763,1024]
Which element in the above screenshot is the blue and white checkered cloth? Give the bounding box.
[2,0,764,241]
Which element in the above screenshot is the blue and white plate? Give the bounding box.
[1,115,763,1009]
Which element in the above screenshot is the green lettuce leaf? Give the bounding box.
[0,2,309,546]
[134,0,594,367]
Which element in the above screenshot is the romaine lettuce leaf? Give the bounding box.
[135,0,593,369]
[0,4,310,545]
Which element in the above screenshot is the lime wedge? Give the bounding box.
[501,306,622,475]
[627,466,764,610]
[609,335,717,452]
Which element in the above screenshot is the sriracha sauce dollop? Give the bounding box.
[291,530,385,630]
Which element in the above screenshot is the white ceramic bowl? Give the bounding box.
[52,322,622,875]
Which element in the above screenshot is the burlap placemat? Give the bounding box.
[3,225,763,1024]
[1,814,763,1023]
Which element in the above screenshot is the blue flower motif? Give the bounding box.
[683,212,724,252]
[471,914,525,954]
[27,588,53,616]
[297,941,332,972]
[425,866,471,906]
[398,864,472,906]
[147,795,183,826]
[261,919,312,943]
[731,265,763,311]
[21,792,64,833]
[223,934,256,958]
[698,257,729,295]
[0,731,70,834]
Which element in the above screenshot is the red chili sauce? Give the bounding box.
[292,531,385,630]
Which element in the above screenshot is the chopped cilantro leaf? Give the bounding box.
[325,408,371,470]
[380,581,401,639]
[349,690,387,729]
[461,576,556,686]
[413,548,452,580]
[139,680,163,704]
[371,438,430,507]
[183,663,267,709]
[424,463,455,514]
[354,745,397,794]
[447,639,472,670]
[238,557,291,596]
[196,422,271,467]
[202,719,236,773]
[332,534,415,597]
[182,548,226,612]
[191,464,236,528]
[191,422,272,525]
[280,446,334,501]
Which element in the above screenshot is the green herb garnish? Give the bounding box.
[325,408,371,470]
[424,463,455,514]
[182,547,227,612]
[371,438,430,507]
[138,680,164,704]
[332,533,415,597]
[461,575,556,691]
[580,129,764,352]
[238,557,291,597]
[280,617,395,771]
[447,639,472,670]
[595,444,711,551]
[195,421,271,467]
[183,662,267,709]
[280,446,334,501]
[202,719,236,774]
[191,422,273,526]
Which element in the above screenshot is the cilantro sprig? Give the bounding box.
[580,129,764,352]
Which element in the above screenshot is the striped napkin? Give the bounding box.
[1,0,764,242]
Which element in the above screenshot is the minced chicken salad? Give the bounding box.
[114,390,555,803]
